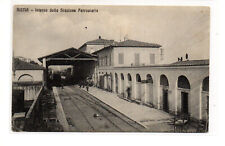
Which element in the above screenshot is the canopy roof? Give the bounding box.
[38,47,97,65]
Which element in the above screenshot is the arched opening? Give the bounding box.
[202,77,209,92]
[95,73,98,86]
[128,74,132,82]
[127,73,132,99]
[18,74,34,82]
[160,75,169,87]
[160,74,169,112]
[146,74,154,104]
[146,74,153,83]
[136,74,141,82]
[109,73,113,92]
[178,76,190,89]
[177,75,191,115]
[121,73,125,96]
[104,73,108,90]
[105,73,111,91]
[115,73,118,93]
[136,74,142,100]
[202,76,209,122]
[99,73,104,89]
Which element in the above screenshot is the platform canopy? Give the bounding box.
[38,47,97,66]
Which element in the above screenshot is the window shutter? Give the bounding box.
[118,53,124,64]
[150,53,155,64]
[135,53,140,66]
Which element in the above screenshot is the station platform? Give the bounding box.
[76,86,174,132]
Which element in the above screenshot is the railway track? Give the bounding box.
[60,86,145,132]
[69,94,124,132]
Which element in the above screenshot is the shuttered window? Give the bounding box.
[150,53,155,64]
[135,53,140,66]
[118,53,124,64]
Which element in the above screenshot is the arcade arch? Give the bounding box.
[136,74,142,100]
[127,73,132,99]
[18,74,34,82]
[120,73,125,96]
[177,75,191,115]
[160,74,169,112]
[115,73,118,93]
[146,74,154,104]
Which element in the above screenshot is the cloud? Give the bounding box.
[13,6,209,63]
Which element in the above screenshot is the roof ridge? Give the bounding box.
[86,38,115,44]
[171,59,209,66]
[112,39,161,47]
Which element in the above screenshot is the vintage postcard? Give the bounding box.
[12,5,209,132]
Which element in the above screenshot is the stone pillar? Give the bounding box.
[107,74,110,90]
[169,81,178,114]
[104,75,107,89]
[95,67,99,86]
[96,73,99,87]
[43,58,46,68]
[199,90,202,120]
[118,76,121,94]
[144,83,149,103]
[133,80,137,100]
[124,76,128,98]
[112,75,116,93]
[153,76,161,109]
[111,74,114,92]
[120,78,125,96]
[42,58,47,86]
[201,91,209,121]
[190,82,202,120]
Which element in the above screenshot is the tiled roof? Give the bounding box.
[114,59,209,69]
[171,59,209,66]
[113,39,161,48]
[86,38,115,45]
[93,39,162,54]
[13,58,45,70]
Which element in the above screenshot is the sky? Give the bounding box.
[13,5,210,64]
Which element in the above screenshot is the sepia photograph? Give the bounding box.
[12,5,209,132]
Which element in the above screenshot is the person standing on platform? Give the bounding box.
[126,86,131,99]
[86,84,89,92]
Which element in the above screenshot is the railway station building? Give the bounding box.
[79,38,209,123]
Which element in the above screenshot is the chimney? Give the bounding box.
[99,36,101,39]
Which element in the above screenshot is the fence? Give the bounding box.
[23,86,44,131]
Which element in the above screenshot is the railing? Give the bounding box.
[23,86,44,131]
